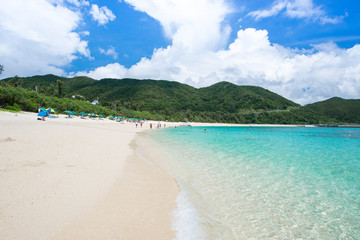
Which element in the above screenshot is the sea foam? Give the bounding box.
[172,189,206,240]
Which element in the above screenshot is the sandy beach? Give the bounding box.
[0,111,178,240]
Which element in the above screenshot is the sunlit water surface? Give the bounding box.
[149,127,360,239]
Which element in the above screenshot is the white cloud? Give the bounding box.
[248,1,287,20]
[89,4,116,26]
[79,31,90,36]
[75,63,127,79]
[248,0,343,24]
[47,0,89,7]
[67,0,89,7]
[76,0,360,105]
[99,46,118,59]
[124,0,232,51]
[0,0,90,78]
[61,0,89,7]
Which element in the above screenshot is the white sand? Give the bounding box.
[0,111,178,240]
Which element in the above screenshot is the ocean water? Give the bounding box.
[148,126,360,240]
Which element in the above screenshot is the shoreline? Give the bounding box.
[0,111,178,240]
[179,122,316,127]
[53,137,179,240]
[134,131,208,239]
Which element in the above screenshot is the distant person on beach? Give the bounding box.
[150,123,152,129]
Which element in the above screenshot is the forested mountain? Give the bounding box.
[2,74,299,111]
[305,97,360,124]
[1,74,357,124]
[198,82,297,112]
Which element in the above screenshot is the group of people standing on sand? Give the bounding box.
[135,121,143,128]
[148,122,166,129]
[132,120,165,129]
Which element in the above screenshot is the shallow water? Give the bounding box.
[149,127,360,240]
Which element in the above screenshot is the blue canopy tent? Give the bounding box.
[37,110,49,120]
[38,111,49,117]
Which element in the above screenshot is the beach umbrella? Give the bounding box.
[46,108,56,113]
[115,116,124,122]
[98,115,104,118]
[79,112,87,115]
[39,107,47,111]
[65,111,77,116]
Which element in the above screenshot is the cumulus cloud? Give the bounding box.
[124,0,232,51]
[89,4,116,26]
[99,46,118,59]
[248,0,343,24]
[76,0,359,105]
[0,0,90,78]
[75,63,127,79]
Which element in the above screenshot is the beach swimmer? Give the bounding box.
[203,129,206,133]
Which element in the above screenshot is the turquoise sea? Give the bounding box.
[148,126,360,240]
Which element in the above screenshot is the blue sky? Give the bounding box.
[67,0,360,71]
[1,0,360,104]
[67,1,171,70]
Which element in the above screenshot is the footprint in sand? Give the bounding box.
[0,137,16,143]
[23,161,46,168]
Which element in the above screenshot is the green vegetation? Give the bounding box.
[0,84,115,115]
[0,84,167,120]
[2,75,298,113]
[305,97,360,124]
[1,74,358,124]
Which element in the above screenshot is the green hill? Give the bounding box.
[2,75,299,110]
[0,75,333,124]
[305,97,360,124]
[198,82,298,112]
[76,78,202,113]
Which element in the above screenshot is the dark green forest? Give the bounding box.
[305,97,360,124]
[1,74,359,124]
